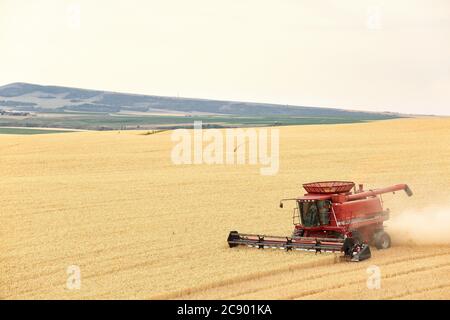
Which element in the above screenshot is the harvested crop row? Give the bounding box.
[175,247,450,300]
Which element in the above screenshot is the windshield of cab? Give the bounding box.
[298,200,330,227]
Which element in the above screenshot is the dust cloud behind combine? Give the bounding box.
[388,206,450,245]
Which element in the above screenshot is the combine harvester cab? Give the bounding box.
[228,181,413,262]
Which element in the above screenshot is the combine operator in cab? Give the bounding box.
[298,199,331,228]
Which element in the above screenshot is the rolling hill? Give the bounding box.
[0,82,400,118]
[0,82,401,130]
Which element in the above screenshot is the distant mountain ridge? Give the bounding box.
[0,82,399,119]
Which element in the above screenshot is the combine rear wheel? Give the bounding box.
[373,231,391,250]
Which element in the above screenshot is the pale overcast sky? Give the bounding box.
[1,0,449,115]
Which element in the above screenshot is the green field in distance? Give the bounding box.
[0,127,74,135]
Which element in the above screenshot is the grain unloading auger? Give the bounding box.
[228,181,413,262]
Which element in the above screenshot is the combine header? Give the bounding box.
[228,181,413,261]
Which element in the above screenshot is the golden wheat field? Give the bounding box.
[1,117,450,300]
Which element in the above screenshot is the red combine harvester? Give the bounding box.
[228,181,413,261]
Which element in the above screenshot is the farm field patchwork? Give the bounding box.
[1,117,450,299]
[0,127,75,135]
[0,112,398,130]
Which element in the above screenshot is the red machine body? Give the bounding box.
[228,181,413,262]
[290,182,413,244]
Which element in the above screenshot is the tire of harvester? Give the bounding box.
[373,231,391,250]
